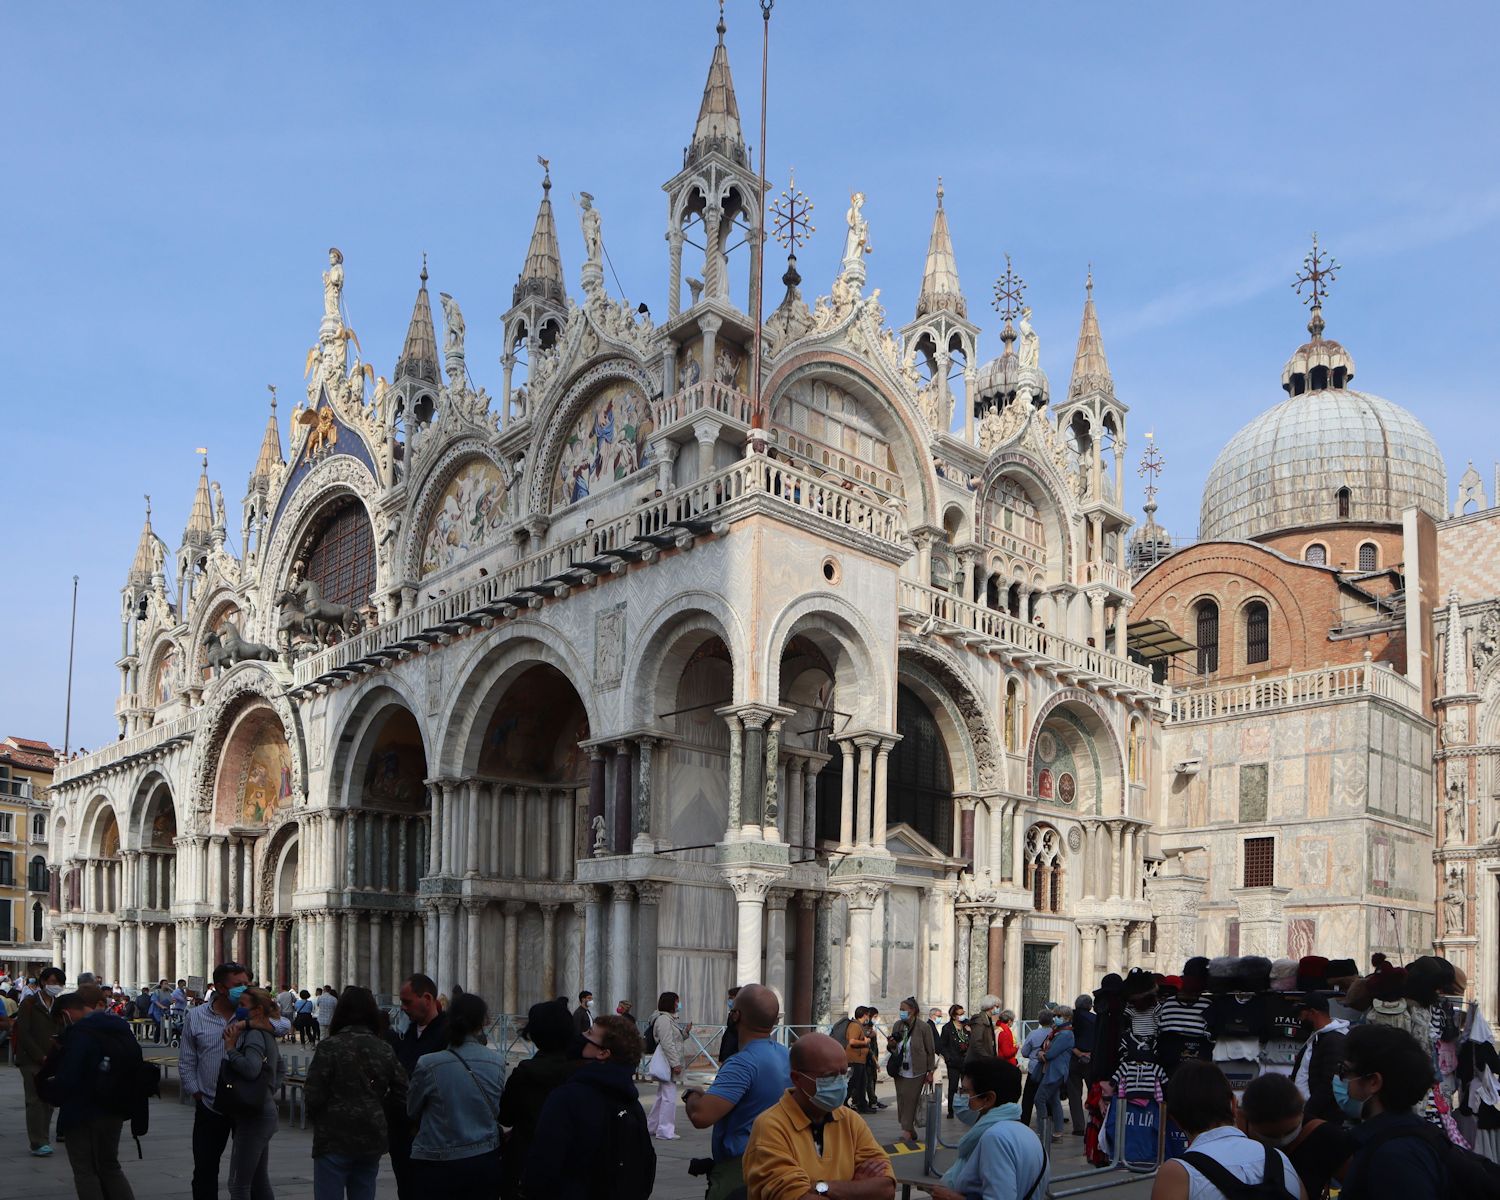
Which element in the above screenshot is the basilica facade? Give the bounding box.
[44,15,1494,1027]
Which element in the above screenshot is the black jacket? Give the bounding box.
[524,1060,655,1200]
[387,1011,450,1153]
[573,1004,593,1034]
[498,1050,575,1198]
[1292,1024,1349,1123]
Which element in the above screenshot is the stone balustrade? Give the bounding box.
[1168,659,1422,723]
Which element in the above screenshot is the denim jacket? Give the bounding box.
[407,1039,506,1161]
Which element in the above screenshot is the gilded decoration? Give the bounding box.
[420,458,509,577]
[551,379,656,506]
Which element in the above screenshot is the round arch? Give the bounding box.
[764,593,890,729]
[127,770,178,850]
[527,358,657,516]
[78,794,125,858]
[402,439,513,582]
[896,636,1002,793]
[977,452,1075,587]
[326,678,434,811]
[188,663,305,817]
[435,623,599,778]
[1025,689,1126,816]
[626,590,751,725]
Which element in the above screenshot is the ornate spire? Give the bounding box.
[1444,588,1468,697]
[1067,268,1115,402]
[183,451,214,547]
[687,2,747,167]
[514,158,566,307]
[250,386,284,491]
[915,177,966,319]
[394,257,440,385]
[128,496,164,587]
[1293,232,1339,342]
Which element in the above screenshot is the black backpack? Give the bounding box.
[1180,1142,1289,1199]
[79,1023,160,1157]
[1349,1118,1500,1195]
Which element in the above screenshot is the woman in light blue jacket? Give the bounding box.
[407,992,505,1197]
[930,1057,1048,1200]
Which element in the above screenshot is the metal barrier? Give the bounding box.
[1046,1095,1164,1198]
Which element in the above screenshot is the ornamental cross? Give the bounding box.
[770,168,815,252]
[1293,232,1339,311]
[992,253,1026,322]
[1138,432,1165,505]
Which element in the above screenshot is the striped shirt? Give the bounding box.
[1159,996,1212,1039]
[1125,1002,1160,1040]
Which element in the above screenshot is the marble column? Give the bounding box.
[786,757,806,852]
[791,892,816,1026]
[765,888,790,1001]
[812,893,834,1028]
[953,912,970,1008]
[607,884,634,1011]
[105,925,120,989]
[468,900,488,999]
[612,744,634,855]
[844,885,878,1012]
[582,886,604,996]
[803,761,820,855]
[539,904,559,1000]
[634,738,656,851]
[436,899,459,996]
[838,740,856,851]
[368,915,383,993]
[854,738,875,848]
[1105,920,1126,977]
[960,802,976,864]
[119,921,137,990]
[633,884,661,1017]
[723,711,743,839]
[728,870,773,987]
[741,713,768,835]
[763,718,784,842]
[588,749,607,857]
[987,799,1004,881]
[343,912,359,984]
[987,913,1005,999]
[967,909,990,1008]
[1004,914,1023,1012]
[256,921,271,985]
[872,739,893,851]
[1078,923,1100,989]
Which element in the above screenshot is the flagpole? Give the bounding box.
[750,0,773,450]
[63,574,78,756]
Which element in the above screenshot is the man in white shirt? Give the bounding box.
[315,984,338,1030]
[275,985,297,1018]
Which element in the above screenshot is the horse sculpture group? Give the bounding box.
[275,576,358,653]
[202,621,278,674]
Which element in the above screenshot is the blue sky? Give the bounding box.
[4,1,1497,750]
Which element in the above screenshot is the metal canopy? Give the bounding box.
[1126,617,1195,660]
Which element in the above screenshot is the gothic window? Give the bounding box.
[31,901,42,942]
[1024,825,1063,913]
[1004,678,1022,753]
[1195,600,1219,676]
[1336,487,1351,519]
[888,685,953,848]
[30,813,44,841]
[1358,542,1378,572]
[1243,836,1275,888]
[303,501,376,612]
[1304,543,1327,566]
[1245,601,1270,665]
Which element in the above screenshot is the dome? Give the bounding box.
[1199,382,1447,542]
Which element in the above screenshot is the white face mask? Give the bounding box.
[1262,1127,1301,1149]
[44,984,64,998]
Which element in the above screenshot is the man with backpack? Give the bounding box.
[1148,1059,1302,1199]
[46,985,156,1200]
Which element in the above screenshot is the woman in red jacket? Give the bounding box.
[996,1008,1019,1065]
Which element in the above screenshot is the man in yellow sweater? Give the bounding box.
[743,1032,895,1200]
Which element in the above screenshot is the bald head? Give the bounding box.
[733,983,780,1032]
[789,1032,846,1078]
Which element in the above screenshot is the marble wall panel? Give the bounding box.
[667,746,729,849]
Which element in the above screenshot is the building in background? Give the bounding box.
[0,735,57,977]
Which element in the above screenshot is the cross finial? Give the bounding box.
[717,0,726,39]
[1086,263,1094,298]
[771,168,815,253]
[420,251,428,285]
[992,253,1026,326]
[1293,232,1339,340]
[1138,430,1165,505]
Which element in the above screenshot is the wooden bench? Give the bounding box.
[283,1074,308,1128]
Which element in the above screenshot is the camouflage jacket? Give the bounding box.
[304,1026,408,1159]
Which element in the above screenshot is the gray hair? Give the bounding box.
[999,1009,1015,1024]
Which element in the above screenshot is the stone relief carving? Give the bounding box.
[595,605,626,691]
[1473,608,1500,673]
[1442,864,1466,933]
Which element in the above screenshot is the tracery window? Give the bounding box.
[1245,601,1270,665]
[1024,825,1063,913]
[1358,542,1378,572]
[1195,600,1219,676]
[303,501,376,612]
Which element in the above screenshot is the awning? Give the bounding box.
[1125,618,1196,661]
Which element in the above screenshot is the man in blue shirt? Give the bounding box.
[683,983,791,1200]
[1067,994,1096,1136]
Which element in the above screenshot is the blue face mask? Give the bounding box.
[1331,1074,1364,1120]
[234,1007,251,1023]
[1052,1017,1067,1028]
[228,985,248,1002]
[799,1071,849,1113]
[954,1092,991,1126]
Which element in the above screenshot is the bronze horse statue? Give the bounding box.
[277,577,357,649]
[203,621,278,674]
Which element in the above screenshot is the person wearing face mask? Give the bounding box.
[1335,1024,1449,1200]
[178,962,292,1200]
[742,1031,894,1200]
[1033,1006,1074,1143]
[15,964,65,1157]
[938,1005,970,1118]
[571,989,594,1035]
[720,986,743,1062]
[221,988,284,1200]
[889,996,938,1144]
[922,1057,1047,1200]
[1016,1005,1054,1127]
[524,1014,656,1200]
[645,991,687,1139]
[966,995,1001,1066]
[1290,994,1349,1124]
[1241,1072,1354,1200]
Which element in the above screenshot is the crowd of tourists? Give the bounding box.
[7,948,1497,1200]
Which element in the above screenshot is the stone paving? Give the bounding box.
[0,1060,1156,1198]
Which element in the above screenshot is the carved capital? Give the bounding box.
[434,897,460,915]
[841,882,883,910]
[609,882,635,903]
[766,886,794,911]
[634,881,665,906]
[500,899,526,918]
[797,890,819,911]
[725,868,778,901]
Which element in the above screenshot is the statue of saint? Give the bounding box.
[439,292,466,355]
[1019,306,1040,368]
[579,192,603,266]
[210,481,226,529]
[842,191,871,265]
[323,247,344,322]
[1443,869,1466,932]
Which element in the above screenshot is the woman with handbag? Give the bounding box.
[939,1005,971,1117]
[890,995,938,1143]
[304,986,408,1200]
[221,988,283,1200]
[406,992,505,1197]
[645,991,686,1140]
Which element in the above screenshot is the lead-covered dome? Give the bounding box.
[1200,330,1446,542]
